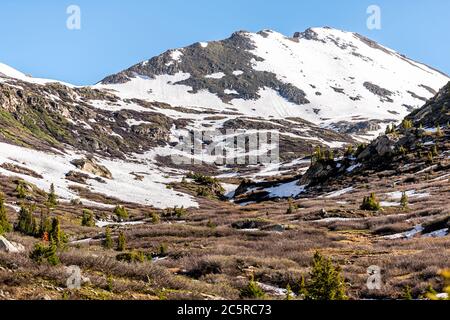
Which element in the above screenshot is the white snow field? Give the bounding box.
[0,62,74,87]
[0,142,198,209]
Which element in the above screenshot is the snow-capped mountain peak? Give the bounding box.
[97,27,449,138]
[0,62,73,87]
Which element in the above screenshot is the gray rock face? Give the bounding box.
[363,82,394,102]
[293,28,324,42]
[407,82,450,127]
[0,81,179,158]
[330,119,392,135]
[358,135,396,160]
[299,161,338,186]
[100,31,310,106]
[0,236,25,253]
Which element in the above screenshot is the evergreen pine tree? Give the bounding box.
[50,217,61,246]
[81,209,95,227]
[15,181,27,199]
[432,145,439,157]
[151,212,160,224]
[400,191,409,210]
[117,231,126,251]
[240,276,266,299]
[302,251,347,300]
[427,151,434,164]
[360,193,381,211]
[285,284,293,300]
[286,198,296,214]
[47,183,58,208]
[30,242,60,266]
[16,205,37,236]
[38,209,52,238]
[0,193,12,235]
[114,205,129,220]
[402,119,413,130]
[403,285,413,300]
[104,227,113,249]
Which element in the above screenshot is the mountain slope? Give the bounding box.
[233,81,449,203]
[98,27,449,138]
[0,27,448,209]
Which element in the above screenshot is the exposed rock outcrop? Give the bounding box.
[0,236,25,253]
[70,157,112,179]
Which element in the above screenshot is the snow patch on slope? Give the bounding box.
[0,142,197,209]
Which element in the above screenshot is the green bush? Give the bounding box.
[403,286,413,300]
[186,172,225,197]
[114,205,129,220]
[30,242,60,266]
[401,119,413,130]
[300,251,347,300]
[116,251,145,263]
[81,209,95,227]
[360,193,381,211]
[186,172,218,186]
[286,198,297,214]
[197,186,212,197]
[398,145,407,156]
[426,151,434,164]
[151,212,160,224]
[163,206,187,218]
[0,193,12,235]
[427,270,449,300]
[15,182,28,199]
[240,276,266,299]
[432,145,438,157]
[158,243,168,256]
[344,145,355,158]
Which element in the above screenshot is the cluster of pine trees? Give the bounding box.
[311,146,335,165]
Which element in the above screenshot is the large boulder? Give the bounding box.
[358,135,396,160]
[70,157,112,179]
[0,236,25,253]
[299,161,338,186]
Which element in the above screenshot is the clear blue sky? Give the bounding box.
[0,0,449,85]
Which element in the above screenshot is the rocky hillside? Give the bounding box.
[98,27,449,138]
[0,27,448,209]
[233,81,449,203]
